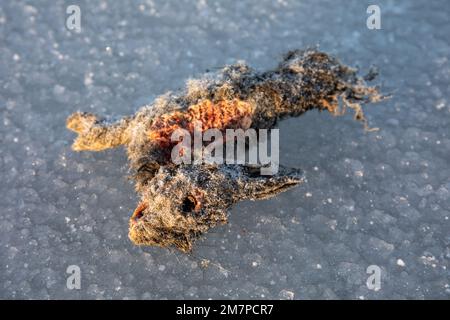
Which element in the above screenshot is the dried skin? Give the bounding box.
[66,49,385,252]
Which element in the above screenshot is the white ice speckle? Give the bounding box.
[355,170,364,177]
[396,259,406,267]
[84,72,94,86]
[279,289,294,300]
[435,100,445,110]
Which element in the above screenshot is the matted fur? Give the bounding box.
[66,49,385,252]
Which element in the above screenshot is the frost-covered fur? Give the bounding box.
[66,49,384,252]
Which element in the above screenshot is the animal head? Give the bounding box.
[128,164,304,252]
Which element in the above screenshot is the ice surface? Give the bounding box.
[0,0,449,299]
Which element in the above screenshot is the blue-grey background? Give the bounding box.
[0,0,449,299]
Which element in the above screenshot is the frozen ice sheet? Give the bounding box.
[0,0,449,299]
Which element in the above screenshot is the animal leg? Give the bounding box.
[66,112,132,151]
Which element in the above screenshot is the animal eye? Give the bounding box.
[182,195,198,213]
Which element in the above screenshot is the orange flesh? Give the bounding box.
[148,99,254,147]
[131,202,148,222]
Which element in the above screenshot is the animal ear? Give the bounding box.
[239,165,304,200]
